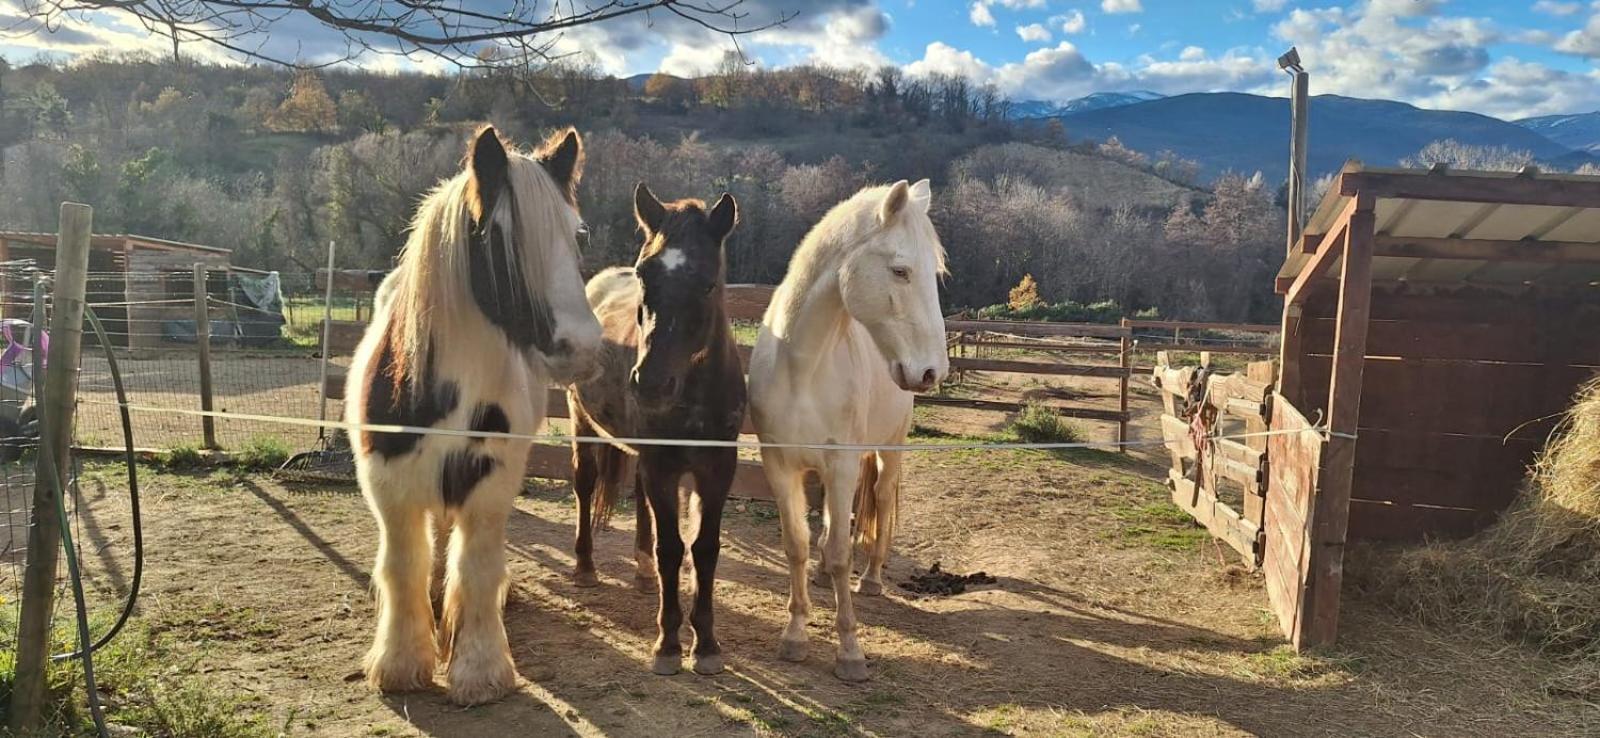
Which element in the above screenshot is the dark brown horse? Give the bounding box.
[566,183,744,676]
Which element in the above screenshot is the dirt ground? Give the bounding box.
[27,423,1597,737]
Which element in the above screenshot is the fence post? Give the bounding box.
[1118,318,1131,453]
[193,263,217,449]
[9,203,92,735]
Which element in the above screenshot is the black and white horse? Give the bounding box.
[347,126,601,705]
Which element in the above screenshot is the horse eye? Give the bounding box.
[636,305,644,326]
[890,266,911,280]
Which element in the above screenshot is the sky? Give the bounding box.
[3,0,1599,120]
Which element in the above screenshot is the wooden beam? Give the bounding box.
[949,356,1129,378]
[1125,319,1278,334]
[1281,197,1362,301]
[1339,170,1600,209]
[1374,235,1600,263]
[944,319,1131,339]
[1303,198,1376,648]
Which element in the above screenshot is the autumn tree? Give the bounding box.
[268,70,336,133]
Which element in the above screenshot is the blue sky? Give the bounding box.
[4,0,1599,119]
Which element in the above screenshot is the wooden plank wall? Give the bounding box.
[1262,394,1324,649]
[1299,287,1600,541]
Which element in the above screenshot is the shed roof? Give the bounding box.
[0,232,231,256]
[1278,162,1600,292]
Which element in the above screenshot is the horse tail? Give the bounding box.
[591,445,631,532]
[852,453,882,549]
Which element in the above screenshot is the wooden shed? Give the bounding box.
[1267,163,1600,647]
[0,232,232,349]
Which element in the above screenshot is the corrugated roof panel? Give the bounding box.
[1466,204,1575,241]
[1388,200,1488,239]
[1543,208,1600,243]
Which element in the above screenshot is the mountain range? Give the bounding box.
[1015,91,1599,182]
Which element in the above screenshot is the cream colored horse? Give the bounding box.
[748,179,949,682]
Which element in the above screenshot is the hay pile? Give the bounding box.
[1350,378,1600,696]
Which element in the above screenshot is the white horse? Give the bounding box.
[347,126,601,705]
[748,179,949,681]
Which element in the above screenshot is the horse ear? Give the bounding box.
[878,180,911,225]
[909,178,932,213]
[707,193,738,242]
[634,182,666,235]
[467,125,508,223]
[539,127,584,203]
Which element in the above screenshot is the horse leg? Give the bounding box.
[571,423,600,587]
[438,464,519,706]
[364,491,436,693]
[632,463,658,593]
[429,507,453,612]
[823,454,869,682]
[687,451,733,675]
[642,454,686,675]
[770,465,812,662]
[857,450,902,597]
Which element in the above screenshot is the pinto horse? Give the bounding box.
[567,183,743,676]
[748,180,949,682]
[348,126,602,705]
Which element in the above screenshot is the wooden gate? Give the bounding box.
[1153,355,1276,564]
[1261,394,1324,648]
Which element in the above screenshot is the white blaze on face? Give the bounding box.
[660,248,687,272]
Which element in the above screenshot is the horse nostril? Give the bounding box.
[551,338,572,357]
[921,368,937,387]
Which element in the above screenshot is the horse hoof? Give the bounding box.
[446,659,515,706]
[855,578,883,597]
[572,569,600,588]
[365,646,436,693]
[777,638,808,662]
[833,657,870,683]
[651,654,682,676]
[692,653,724,676]
[634,574,659,594]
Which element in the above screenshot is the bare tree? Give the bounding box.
[12,0,790,68]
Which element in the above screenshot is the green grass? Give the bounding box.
[0,609,271,737]
[233,435,291,470]
[1107,499,1209,551]
[1236,645,1361,682]
[283,296,369,348]
[1007,403,1085,444]
[162,443,205,470]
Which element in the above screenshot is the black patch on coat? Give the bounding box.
[360,331,459,458]
[471,403,509,435]
[468,222,557,353]
[441,450,497,508]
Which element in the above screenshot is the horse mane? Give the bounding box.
[765,183,946,332]
[382,130,575,389]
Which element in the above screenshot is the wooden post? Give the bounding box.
[317,241,336,437]
[193,263,217,449]
[1286,69,1310,255]
[9,203,92,735]
[1304,195,1374,647]
[1117,318,1130,452]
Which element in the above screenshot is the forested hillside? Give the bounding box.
[0,53,1289,321]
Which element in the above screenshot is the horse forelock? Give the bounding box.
[385,148,574,387]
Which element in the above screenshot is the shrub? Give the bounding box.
[163,444,205,469]
[1007,273,1042,311]
[1008,404,1083,444]
[977,298,1156,324]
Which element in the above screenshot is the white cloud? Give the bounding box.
[1102,0,1143,14]
[1016,23,1053,42]
[1253,0,1288,11]
[969,1,997,26]
[1180,45,1206,61]
[905,41,994,81]
[1556,13,1600,57]
[1532,1,1581,16]
[1055,10,1087,34]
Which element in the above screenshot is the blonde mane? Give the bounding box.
[383,141,574,387]
[765,183,946,333]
